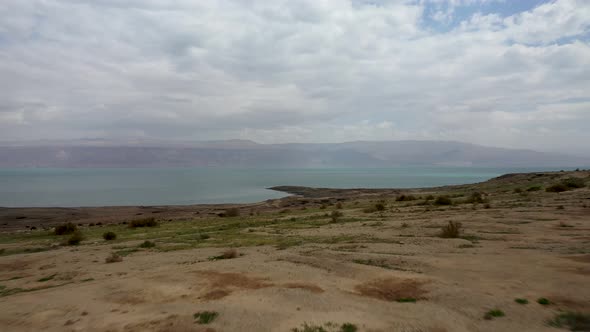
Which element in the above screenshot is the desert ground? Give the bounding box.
[0,170,589,332]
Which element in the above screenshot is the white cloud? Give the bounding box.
[0,0,589,154]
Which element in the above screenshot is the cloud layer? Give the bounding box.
[1,0,589,154]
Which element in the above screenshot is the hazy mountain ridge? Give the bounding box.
[0,140,587,168]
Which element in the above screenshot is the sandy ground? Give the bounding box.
[0,171,589,331]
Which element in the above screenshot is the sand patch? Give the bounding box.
[282,282,324,293]
[194,270,272,300]
[355,277,428,301]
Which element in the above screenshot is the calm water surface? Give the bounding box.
[0,167,569,207]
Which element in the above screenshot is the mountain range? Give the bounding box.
[0,139,588,168]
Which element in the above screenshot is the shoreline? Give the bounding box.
[0,171,567,232]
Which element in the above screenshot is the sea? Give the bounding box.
[0,167,573,207]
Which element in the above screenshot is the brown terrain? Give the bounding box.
[0,170,589,332]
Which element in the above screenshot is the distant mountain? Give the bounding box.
[0,140,588,168]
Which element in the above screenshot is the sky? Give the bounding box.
[0,0,589,154]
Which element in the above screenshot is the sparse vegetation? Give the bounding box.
[562,177,586,189]
[193,311,218,324]
[537,297,550,305]
[439,221,462,238]
[484,309,505,320]
[330,210,343,223]
[139,240,156,248]
[548,312,590,331]
[105,252,123,263]
[128,217,158,228]
[515,298,528,304]
[103,231,117,241]
[54,222,77,235]
[434,196,452,205]
[291,322,357,332]
[547,177,586,193]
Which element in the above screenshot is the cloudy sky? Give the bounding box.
[1,0,589,154]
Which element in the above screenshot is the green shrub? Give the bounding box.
[439,221,461,238]
[340,323,358,332]
[537,297,550,305]
[66,231,84,245]
[434,196,452,205]
[128,217,158,228]
[515,298,528,304]
[194,311,218,324]
[562,177,586,189]
[548,312,590,331]
[526,185,542,192]
[484,309,505,320]
[103,231,117,241]
[139,240,155,248]
[54,222,77,235]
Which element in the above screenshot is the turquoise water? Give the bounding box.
[0,167,568,207]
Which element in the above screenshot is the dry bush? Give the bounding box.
[103,231,117,241]
[54,222,77,235]
[439,221,462,238]
[105,252,123,263]
[396,194,417,202]
[434,196,453,205]
[224,208,240,217]
[330,210,344,223]
[66,231,84,245]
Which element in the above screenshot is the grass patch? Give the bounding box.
[515,298,528,304]
[193,311,218,324]
[139,240,156,248]
[548,312,590,331]
[128,217,158,228]
[484,309,505,320]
